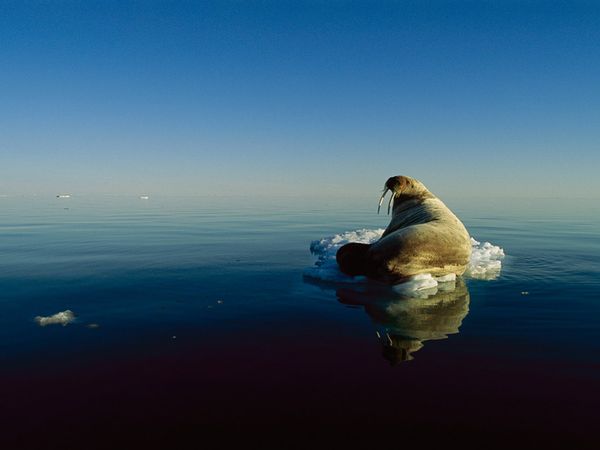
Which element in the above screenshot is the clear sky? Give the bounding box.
[1,1,599,198]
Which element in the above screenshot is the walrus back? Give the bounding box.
[336,176,472,284]
[369,198,471,281]
[371,223,470,280]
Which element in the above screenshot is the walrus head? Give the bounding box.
[378,175,434,214]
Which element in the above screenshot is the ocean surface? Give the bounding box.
[1,195,598,448]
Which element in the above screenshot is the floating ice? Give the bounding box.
[305,228,504,293]
[35,310,75,327]
[435,273,457,283]
[465,238,505,280]
[392,273,439,296]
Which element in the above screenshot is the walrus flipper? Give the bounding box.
[336,243,372,277]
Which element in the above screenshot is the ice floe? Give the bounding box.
[35,310,75,327]
[306,228,505,294]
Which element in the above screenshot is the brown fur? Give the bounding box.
[336,175,471,284]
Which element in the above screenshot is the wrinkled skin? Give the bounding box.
[336,175,471,284]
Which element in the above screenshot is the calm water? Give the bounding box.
[1,195,599,448]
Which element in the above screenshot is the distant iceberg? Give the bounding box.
[305,228,505,294]
[139,195,150,200]
[56,194,71,198]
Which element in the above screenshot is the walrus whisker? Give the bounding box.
[377,188,389,214]
[387,192,394,215]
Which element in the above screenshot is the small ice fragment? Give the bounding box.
[35,310,75,327]
[392,273,439,296]
[86,323,99,329]
[521,291,529,295]
[464,238,505,280]
[140,195,149,200]
[435,273,456,283]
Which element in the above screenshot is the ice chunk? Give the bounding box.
[465,238,505,280]
[306,228,505,290]
[392,273,439,296]
[35,310,75,327]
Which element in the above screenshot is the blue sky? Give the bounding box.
[1,1,599,198]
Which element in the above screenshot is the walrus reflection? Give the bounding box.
[337,279,470,365]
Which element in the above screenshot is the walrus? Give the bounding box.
[336,175,471,284]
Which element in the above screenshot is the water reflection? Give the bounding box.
[336,279,470,365]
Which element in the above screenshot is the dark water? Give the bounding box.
[1,195,599,448]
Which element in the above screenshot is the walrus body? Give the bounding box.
[336,175,471,284]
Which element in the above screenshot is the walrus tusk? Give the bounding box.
[377,188,389,214]
[387,192,394,215]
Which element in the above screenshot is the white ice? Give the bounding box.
[35,310,75,327]
[465,238,505,280]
